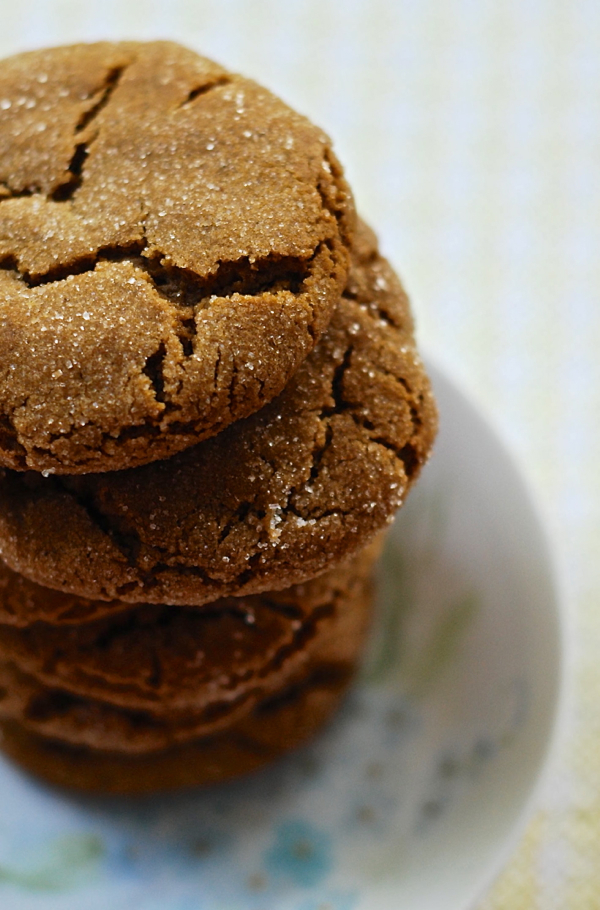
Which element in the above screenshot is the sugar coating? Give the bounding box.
[0,41,355,473]
[0,221,438,604]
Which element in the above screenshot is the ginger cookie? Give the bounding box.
[0,221,437,604]
[0,553,374,761]
[0,667,355,794]
[0,41,354,473]
[0,535,381,628]
[0,540,381,716]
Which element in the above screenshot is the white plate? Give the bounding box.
[0,361,563,910]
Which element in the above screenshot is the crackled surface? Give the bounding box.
[0,221,438,604]
[0,666,354,792]
[0,541,379,715]
[0,41,354,473]
[0,553,373,756]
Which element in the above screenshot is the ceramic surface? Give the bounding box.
[0,362,563,910]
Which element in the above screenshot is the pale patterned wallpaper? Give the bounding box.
[1,1,599,905]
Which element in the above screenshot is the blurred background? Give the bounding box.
[1,1,598,905]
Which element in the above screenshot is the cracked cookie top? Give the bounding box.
[0,41,354,473]
[0,221,438,605]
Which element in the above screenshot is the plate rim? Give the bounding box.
[0,357,569,910]
[424,355,570,909]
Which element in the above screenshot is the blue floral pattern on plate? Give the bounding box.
[0,363,561,910]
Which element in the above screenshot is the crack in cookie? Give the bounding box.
[179,74,232,107]
[52,64,128,202]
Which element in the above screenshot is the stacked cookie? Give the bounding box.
[0,42,437,792]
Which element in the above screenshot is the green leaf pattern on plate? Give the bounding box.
[0,834,103,892]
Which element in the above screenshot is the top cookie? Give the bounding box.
[0,41,354,473]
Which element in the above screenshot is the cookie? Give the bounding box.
[0,666,354,794]
[0,558,132,626]
[0,554,374,759]
[0,535,381,628]
[0,41,354,473]
[0,222,438,604]
[0,540,381,715]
